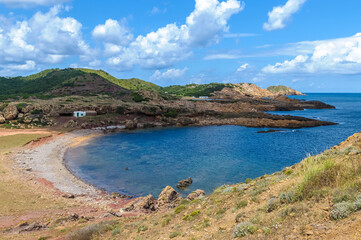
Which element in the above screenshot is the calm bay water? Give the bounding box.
[65,93,361,197]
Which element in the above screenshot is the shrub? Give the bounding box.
[132,92,149,102]
[236,200,248,209]
[66,222,112,240]
[296,160,339,200]
[170,231,181,238]
[267,198,279,212]
[233,222,256,238]
[190,210,200,217]
[245,178,252,184]
[116,106,125,114]
[330,202,356,220]
[354,195,361,210]
[174,205,186,214]
[162,217,171,227]
[280,192,294,204]
[164,109,179,118]
[284,169,293,175]
[137,225,148,233]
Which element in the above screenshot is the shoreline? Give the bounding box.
[13,129,104,197]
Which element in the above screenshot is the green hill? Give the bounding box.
[0,68,164,100]
[163,83,227,97]
[78,69,163,92]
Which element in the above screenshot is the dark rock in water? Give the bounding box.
[177,178,193,190]
[125,167,129,171]
[257,129,285,134]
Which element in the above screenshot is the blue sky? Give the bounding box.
[0,0,361,92]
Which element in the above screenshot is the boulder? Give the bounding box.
[0,114,5,124]
[177,178,193,190]
[123,194,156,212]
[4,104,18,120]
[64,120,78,128]
[125,119,138,130]
[187,189,205,201]
[157,186,179,207]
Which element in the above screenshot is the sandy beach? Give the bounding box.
[12,129,103,196]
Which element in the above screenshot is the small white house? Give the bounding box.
[74,111,86,118]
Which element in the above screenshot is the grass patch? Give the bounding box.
[0,134,49,154]
[66,222,113,240]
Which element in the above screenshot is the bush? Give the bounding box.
[174,205,186,214]
[245,178,252,184]
[267,198,279,212]
[330,202,356,220]
[162,217,171,227]
[170,231,181,238]
[284,169,293,175]
[164,109,179,118]
[233,222,256,238]
[66,222,111,240]
[280,192,294,204]
[190,210,200,217]
[354,195,361,210]
[236,200,248,209]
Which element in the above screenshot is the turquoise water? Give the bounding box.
[65,93,361,197]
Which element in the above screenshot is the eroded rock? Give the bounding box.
[187,189,205,201]
[124,194,156,212]
[158,186,179,208]
[4,104,18,120]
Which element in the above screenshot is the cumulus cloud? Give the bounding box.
[263,0,307,31]
[0,0,70,8]
[92,19,133,46]
[151,68,188,81]
[236,63,249,72]
[95,0,244,70]
[0,5,90,75]
[262,33,361,74]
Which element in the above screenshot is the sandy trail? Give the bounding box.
[13,130,103,196]
[0,129,53,137]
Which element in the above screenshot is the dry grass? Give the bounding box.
[0,133,68,216]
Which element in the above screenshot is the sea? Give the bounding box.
[65,93,361,197]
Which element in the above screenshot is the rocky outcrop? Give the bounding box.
[64,120,78,128]
[187,189,205,201]
[177,178,193,190]
[124,194,157,212]
[157,186,180,208]
[0,113,5,124]
[125,119,138,130]
[267,85,304,96]
[3,104,18,120]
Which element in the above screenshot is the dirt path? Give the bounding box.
[0,129,53,137]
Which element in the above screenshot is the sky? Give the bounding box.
[0,0,361,92]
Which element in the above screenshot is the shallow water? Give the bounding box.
[65,93,361,197]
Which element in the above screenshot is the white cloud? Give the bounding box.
[150,6,167,15]
[92,19,133,46]
[0,0,70,8]
[263,0,307,31]
[95,0,244,70]
[236,63,249,72]
[151,68,188,81]
[263,33,361,74]
[0,5,90,75]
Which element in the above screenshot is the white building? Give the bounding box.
[74,111,86,118]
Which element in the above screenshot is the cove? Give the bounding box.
[65,93,361,197]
